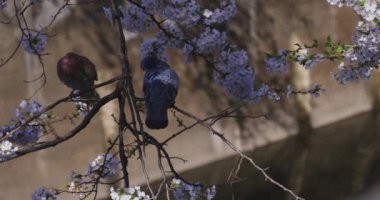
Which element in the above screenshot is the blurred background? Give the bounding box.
[0,0,379,199]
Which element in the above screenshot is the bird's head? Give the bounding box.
[57,52,81,73]
[141,52,160,71]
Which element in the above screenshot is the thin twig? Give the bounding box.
[173,105,305,200]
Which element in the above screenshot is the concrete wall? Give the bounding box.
[0,0,371,199]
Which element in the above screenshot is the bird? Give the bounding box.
[56,52,100,104]
[141,53,179,129]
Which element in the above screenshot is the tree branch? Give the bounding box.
[0,87,121,163]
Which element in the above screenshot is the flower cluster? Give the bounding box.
[351,21,379,66]
[106,0,237,29]
[63,154,119,197]
[87,153,119,178]
[332,20,379,83]
[75,101,91,115]
[103,1,255,101]
[210,46,284,101]
[161,0,201,27]
[213,49,255,100]
[0,0,6,10]
[265,50,289,73]
[170,178,216,200]
[295,50,324,70]
[0,100,46,148]
[110,186,150,200]
[119,4,154,33]
[31,187,56,200]
[251,84,281,102]
[286,84,295,97]
[182,43,194,57]
[16,100,42,118]
[21,31,47,54]
[193,28,227,54]
[203,0,237,25]
[72,95,92,116]
[333,62,373,84]
[268,90,281,101]
[140,37,168,62]
[264,18,378,86]
[327,0,379,21]
[111,0,364,102]
[139,21,183,60]
[0,100,55,162]
[0,140,18,159]
[141,0,163,14]
[102,6,113,22]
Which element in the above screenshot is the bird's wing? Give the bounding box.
[143,75,168,123]
[81,56,98,81]
[155,68,178,102]
[166,69,179,103]
[143,79,170,129]
[144,68,179,107]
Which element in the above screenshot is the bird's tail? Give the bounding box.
[146,107,168,129]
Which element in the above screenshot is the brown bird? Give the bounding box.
[57,52,100,103]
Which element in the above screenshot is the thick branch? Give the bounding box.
[118,95,130,187]
[0,88,120,163]
[112,0,146,137]
[0,75,125,143]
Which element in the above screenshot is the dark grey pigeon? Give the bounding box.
[141,53,179,129]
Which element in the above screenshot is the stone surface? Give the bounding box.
[0,0,371,199]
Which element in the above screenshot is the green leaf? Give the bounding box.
[358,0,365,7]
[375,18,380,26]
[336,45,344,54]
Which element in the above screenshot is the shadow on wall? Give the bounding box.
[164,111,380,200]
